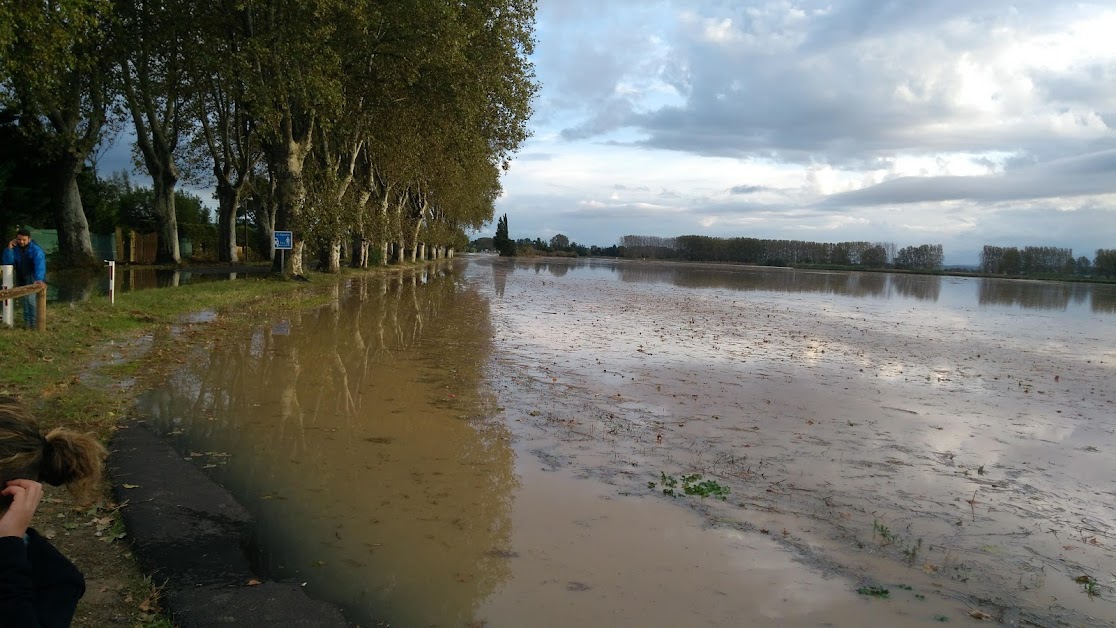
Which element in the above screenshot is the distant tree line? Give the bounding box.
[1097,250,1116,277]
[473,224,621,258]
[979,246,1115,277]
[0,0,537,271]
[616,235,944,271]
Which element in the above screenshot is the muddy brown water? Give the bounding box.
[134,258,1116,627]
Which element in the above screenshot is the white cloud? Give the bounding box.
[495,0,1116,263]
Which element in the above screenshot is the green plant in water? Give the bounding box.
[933,614,949,622]
[857,585,890,599]
[1075,575,1099,598]
[651,472,729,500]
[902,538,923,566]
[873,520,895,545]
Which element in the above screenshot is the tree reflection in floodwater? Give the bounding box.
[48,267,268,303]
[135,264,514,627]
[977,277,1093,310]
[501,257,1116,312]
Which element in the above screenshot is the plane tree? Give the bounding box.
[0,0,113,267]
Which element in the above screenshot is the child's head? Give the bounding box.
[0,397,107,505]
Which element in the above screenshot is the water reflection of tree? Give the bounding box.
[889,274,941,301]
[492,262,511,297]
[1092,287,1116,314]
[615,264,916,299]
[978,279,1092,310]
[544,263,569,277]
[135,264,515,627]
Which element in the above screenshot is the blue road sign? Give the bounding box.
[274,231,293,250]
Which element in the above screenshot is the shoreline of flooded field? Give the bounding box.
[133,257,1116,627]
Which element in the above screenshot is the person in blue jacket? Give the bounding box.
[0,396,106,627]
[2,229,47,329]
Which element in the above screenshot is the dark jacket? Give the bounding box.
[1,242,47,285]
[0,529,85,627]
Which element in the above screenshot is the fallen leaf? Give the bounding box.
[138,598,152,612]
[122,484,140,489]
[247,579,261,586]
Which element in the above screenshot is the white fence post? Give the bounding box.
[105,260,115,304]
[1,265,13,328]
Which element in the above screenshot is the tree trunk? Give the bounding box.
[268,113,314,276]
[395,240,405,263]
[409,235,419,262]
[152,172,180,264]
[328,239,342,273]
[48,154,97,269]
[271,148,309,275]
[447,248,454,259]
[216,181,240,263]
[417,243,426,261]
[350,233,368,268]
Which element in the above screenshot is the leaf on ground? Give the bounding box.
[138,598,152,612]
[969,610,993,621]
[247,579,262,586]
[122,484,140,489]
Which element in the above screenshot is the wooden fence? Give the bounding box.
[0,284,47,331]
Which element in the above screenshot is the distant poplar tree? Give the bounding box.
[494,213,515,256]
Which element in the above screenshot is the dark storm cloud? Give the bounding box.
[729,184,768,194]
[825,150,1116,206]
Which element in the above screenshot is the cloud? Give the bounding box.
[824,149,1116,205]
[550,1,1116,167]
[494,1,1116,264]
[729,184,767,194]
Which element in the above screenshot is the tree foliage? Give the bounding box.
[981,245,1074,276]
[622,235,912,268]
[894,244,944,271]
[494,213,515,256]
[1095,249,1116,278]
[1,0,538,269]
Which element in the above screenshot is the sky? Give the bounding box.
[494,0,1116,264]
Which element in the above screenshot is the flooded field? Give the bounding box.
[133,258,1116,627]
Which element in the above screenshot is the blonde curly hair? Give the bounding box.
[0,397,107,505]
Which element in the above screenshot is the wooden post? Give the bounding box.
[0,284,46,331]
[36,286,45,332]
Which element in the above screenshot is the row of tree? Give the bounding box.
[979,246,1115,277]
[0,0,537,272]
[616,235,944,270]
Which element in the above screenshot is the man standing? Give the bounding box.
[2,229,47,329]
